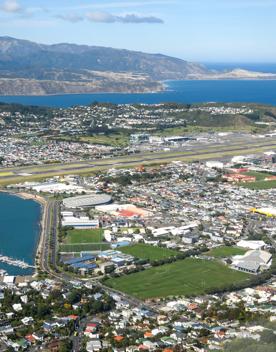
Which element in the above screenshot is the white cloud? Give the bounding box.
[57,10,164,24]
[86,11,164,23]
[1,0,22,13]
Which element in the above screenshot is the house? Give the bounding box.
[32,332,44,342]
[86,339,102,352]
[25,335,36,344]
[21,317,34,325]
[12,303,22,312]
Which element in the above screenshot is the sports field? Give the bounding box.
[243,180,276,190]
[65,229,104,244]
[205,246,246,258]
[105,258,250,299]
[243,171,273,181]
[119,244,178,261]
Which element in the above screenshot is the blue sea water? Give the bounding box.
[0,80,276,107]
[0,193,41,276]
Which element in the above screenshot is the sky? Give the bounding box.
[0,0,275,63]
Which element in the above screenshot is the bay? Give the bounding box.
[0,80,276,107]
[0,193,41,276]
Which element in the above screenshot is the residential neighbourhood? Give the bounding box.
[1,102,275,167]
[1,149,276,351]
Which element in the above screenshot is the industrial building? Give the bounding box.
[61,215,99,229]
[63,255,97,273]
[29,182,85,194]
[63,193,112,209]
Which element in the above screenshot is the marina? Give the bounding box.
[0,255,34,270]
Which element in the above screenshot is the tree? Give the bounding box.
[59,339,73,352]
[37,304,50,319]
[67,290,81,305]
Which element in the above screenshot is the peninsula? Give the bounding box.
[1,37,276,95]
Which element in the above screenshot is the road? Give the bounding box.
[39,199,68,281]
[40,199,54,274]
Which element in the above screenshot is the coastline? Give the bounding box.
[15,192,47,278]
[0,86,165,97]
[0,80,166,97]
[0,189,47,278]
[2,78,276,97]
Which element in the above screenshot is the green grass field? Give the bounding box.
[59,243,110,252]
[64,229,104,244]
[54,133,129,147]
[241,171,276,189]
[119,244,178,261]
[243,171,273,181]
[205,246,246,258]
[105,258,250,299]
[243,180,276,190]
[79,133,129,147]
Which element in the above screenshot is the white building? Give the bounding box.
[62,216,99,229]
[232,250,272,274]
[237,240,266,250]
[31,182,85,194]
[206,161,224,169]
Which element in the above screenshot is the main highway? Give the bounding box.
[39,198,62,280]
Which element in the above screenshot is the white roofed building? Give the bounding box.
[232,249,272,274]
[237,240,266,250]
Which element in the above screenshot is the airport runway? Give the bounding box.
[0,138,275,184]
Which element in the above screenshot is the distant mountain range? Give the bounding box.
[0,37,275,95]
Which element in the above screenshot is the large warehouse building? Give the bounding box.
[63,193,112,209]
